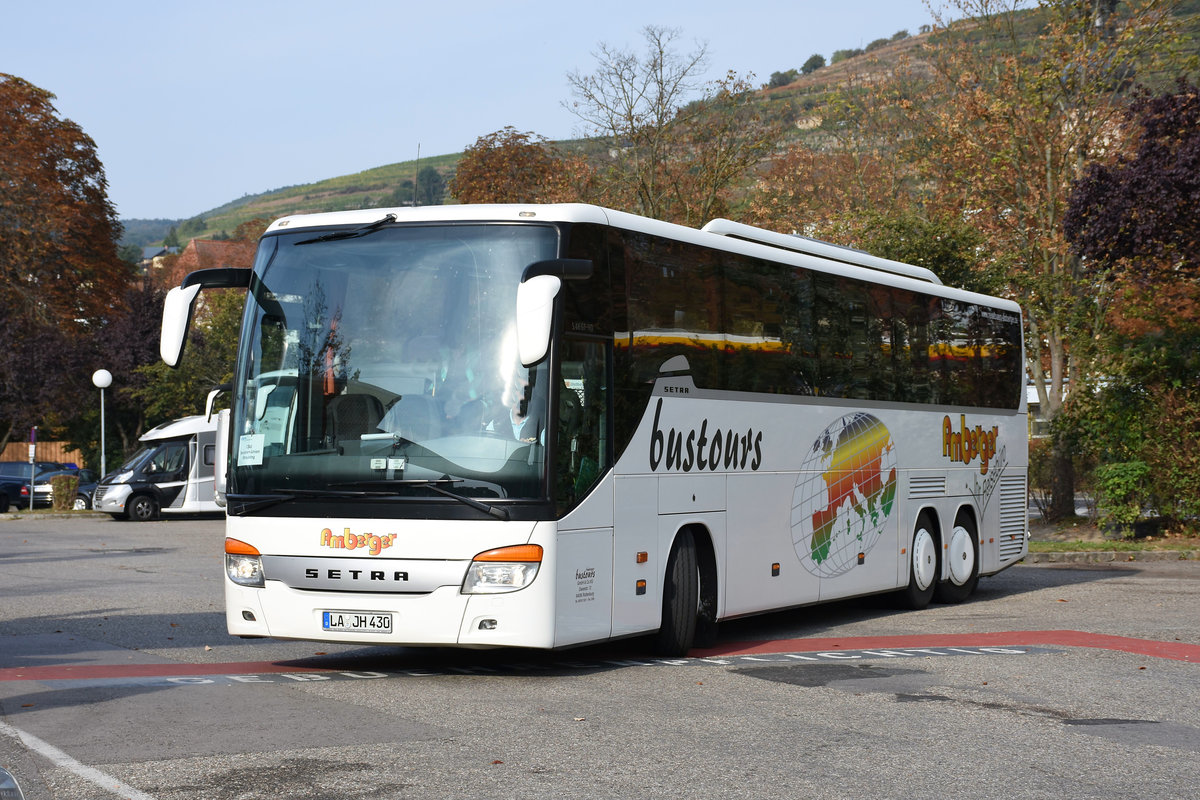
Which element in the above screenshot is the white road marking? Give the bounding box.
[0,719,157,800]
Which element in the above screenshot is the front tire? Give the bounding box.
[897,513,938,609]
[73,494,91,511]
[655,530,699,656]
[934,519,979,604]
[128,494,158,522]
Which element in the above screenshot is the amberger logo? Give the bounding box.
[320,527,396,556]
[649,398,763,472]
[942,415,1000,475]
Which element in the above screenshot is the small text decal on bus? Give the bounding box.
[320,527,397,556]
[649,398,763,472]
[942,415,1000,475]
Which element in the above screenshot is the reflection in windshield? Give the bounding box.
[231,223,558,508]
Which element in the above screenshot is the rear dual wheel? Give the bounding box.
[897,513,938,609]
[934,519,979,604]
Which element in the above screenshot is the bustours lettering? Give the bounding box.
[649,398,763,473]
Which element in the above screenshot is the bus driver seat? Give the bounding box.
[325,394,384,441]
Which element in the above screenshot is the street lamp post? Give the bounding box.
[92,369,112,477]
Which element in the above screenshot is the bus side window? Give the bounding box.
[556,338,608,514]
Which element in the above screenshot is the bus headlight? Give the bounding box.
[463,544,542,594]
[225,537,264,588]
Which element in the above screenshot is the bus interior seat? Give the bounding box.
[326,393,384,440]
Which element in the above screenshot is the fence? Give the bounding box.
[0,441,86,468]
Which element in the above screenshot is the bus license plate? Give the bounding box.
[322,611,393,633]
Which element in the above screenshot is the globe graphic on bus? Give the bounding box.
[791,413,898,578]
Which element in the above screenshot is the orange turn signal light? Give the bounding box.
[225,537,260,556]
[473,544,544,563]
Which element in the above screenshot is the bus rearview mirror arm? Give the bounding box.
[161,268,253,368]
[515,259,593,367]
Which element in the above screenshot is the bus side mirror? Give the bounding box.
[161,268,253,368]
[161,284,202,367]
[515,259,592,367]
[515,275,561,366]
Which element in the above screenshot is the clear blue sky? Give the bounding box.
[5,0,948,220]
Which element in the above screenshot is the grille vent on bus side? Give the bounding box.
[998,473,1027,561]
[908,476,946,499]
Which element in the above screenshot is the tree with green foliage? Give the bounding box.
[801,54,826,74]
[414,165,446,206]
[768,69,799,87]
[133,288,243,424]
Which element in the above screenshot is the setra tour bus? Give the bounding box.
[160,204,1028,655]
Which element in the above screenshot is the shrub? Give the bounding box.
[50,474,79,512]
[1093,461,1150,535]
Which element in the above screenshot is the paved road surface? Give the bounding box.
[1,516,1197,799]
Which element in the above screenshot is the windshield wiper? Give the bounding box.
[229,487,392,515]
[294,213,396,246]
[227,493,296,515]
[332,478,511,521]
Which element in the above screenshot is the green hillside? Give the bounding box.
[123,0,1200,246]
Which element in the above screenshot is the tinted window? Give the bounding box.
[615,229,1022,410]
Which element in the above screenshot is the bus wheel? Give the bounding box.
[655,530,699,657]
[934,519,979,604]
[897,514,938,609]
[128,494,159,522]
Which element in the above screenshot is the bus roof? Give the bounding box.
[700,218,942,285]
[263,203,1018,313]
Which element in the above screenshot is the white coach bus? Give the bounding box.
[160,204,1027,655]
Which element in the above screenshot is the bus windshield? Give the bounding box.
[230,223,559,508]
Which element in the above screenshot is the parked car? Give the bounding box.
[0,476,23,513]
[0,461,64,480]
[23,468,100,510]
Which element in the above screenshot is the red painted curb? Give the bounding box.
[0,630,1195,682]
[691,630,1200,662]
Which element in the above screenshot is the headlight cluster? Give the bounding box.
[462,544,542,594]
[225,538,264,587]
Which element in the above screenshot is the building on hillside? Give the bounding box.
[139,245,178,274]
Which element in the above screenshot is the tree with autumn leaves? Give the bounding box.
[1059,79,1200,529]
[1,74,255,467]
[747,0,1191,522]
[449,127,593,204]
[0,73,132,455]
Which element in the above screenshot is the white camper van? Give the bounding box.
[93,415,220,521]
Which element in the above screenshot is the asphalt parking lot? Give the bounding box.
[1,515,1198,799]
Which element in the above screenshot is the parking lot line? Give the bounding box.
[0,720,157,800]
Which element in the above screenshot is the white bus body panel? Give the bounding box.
[613,376,1028,621]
